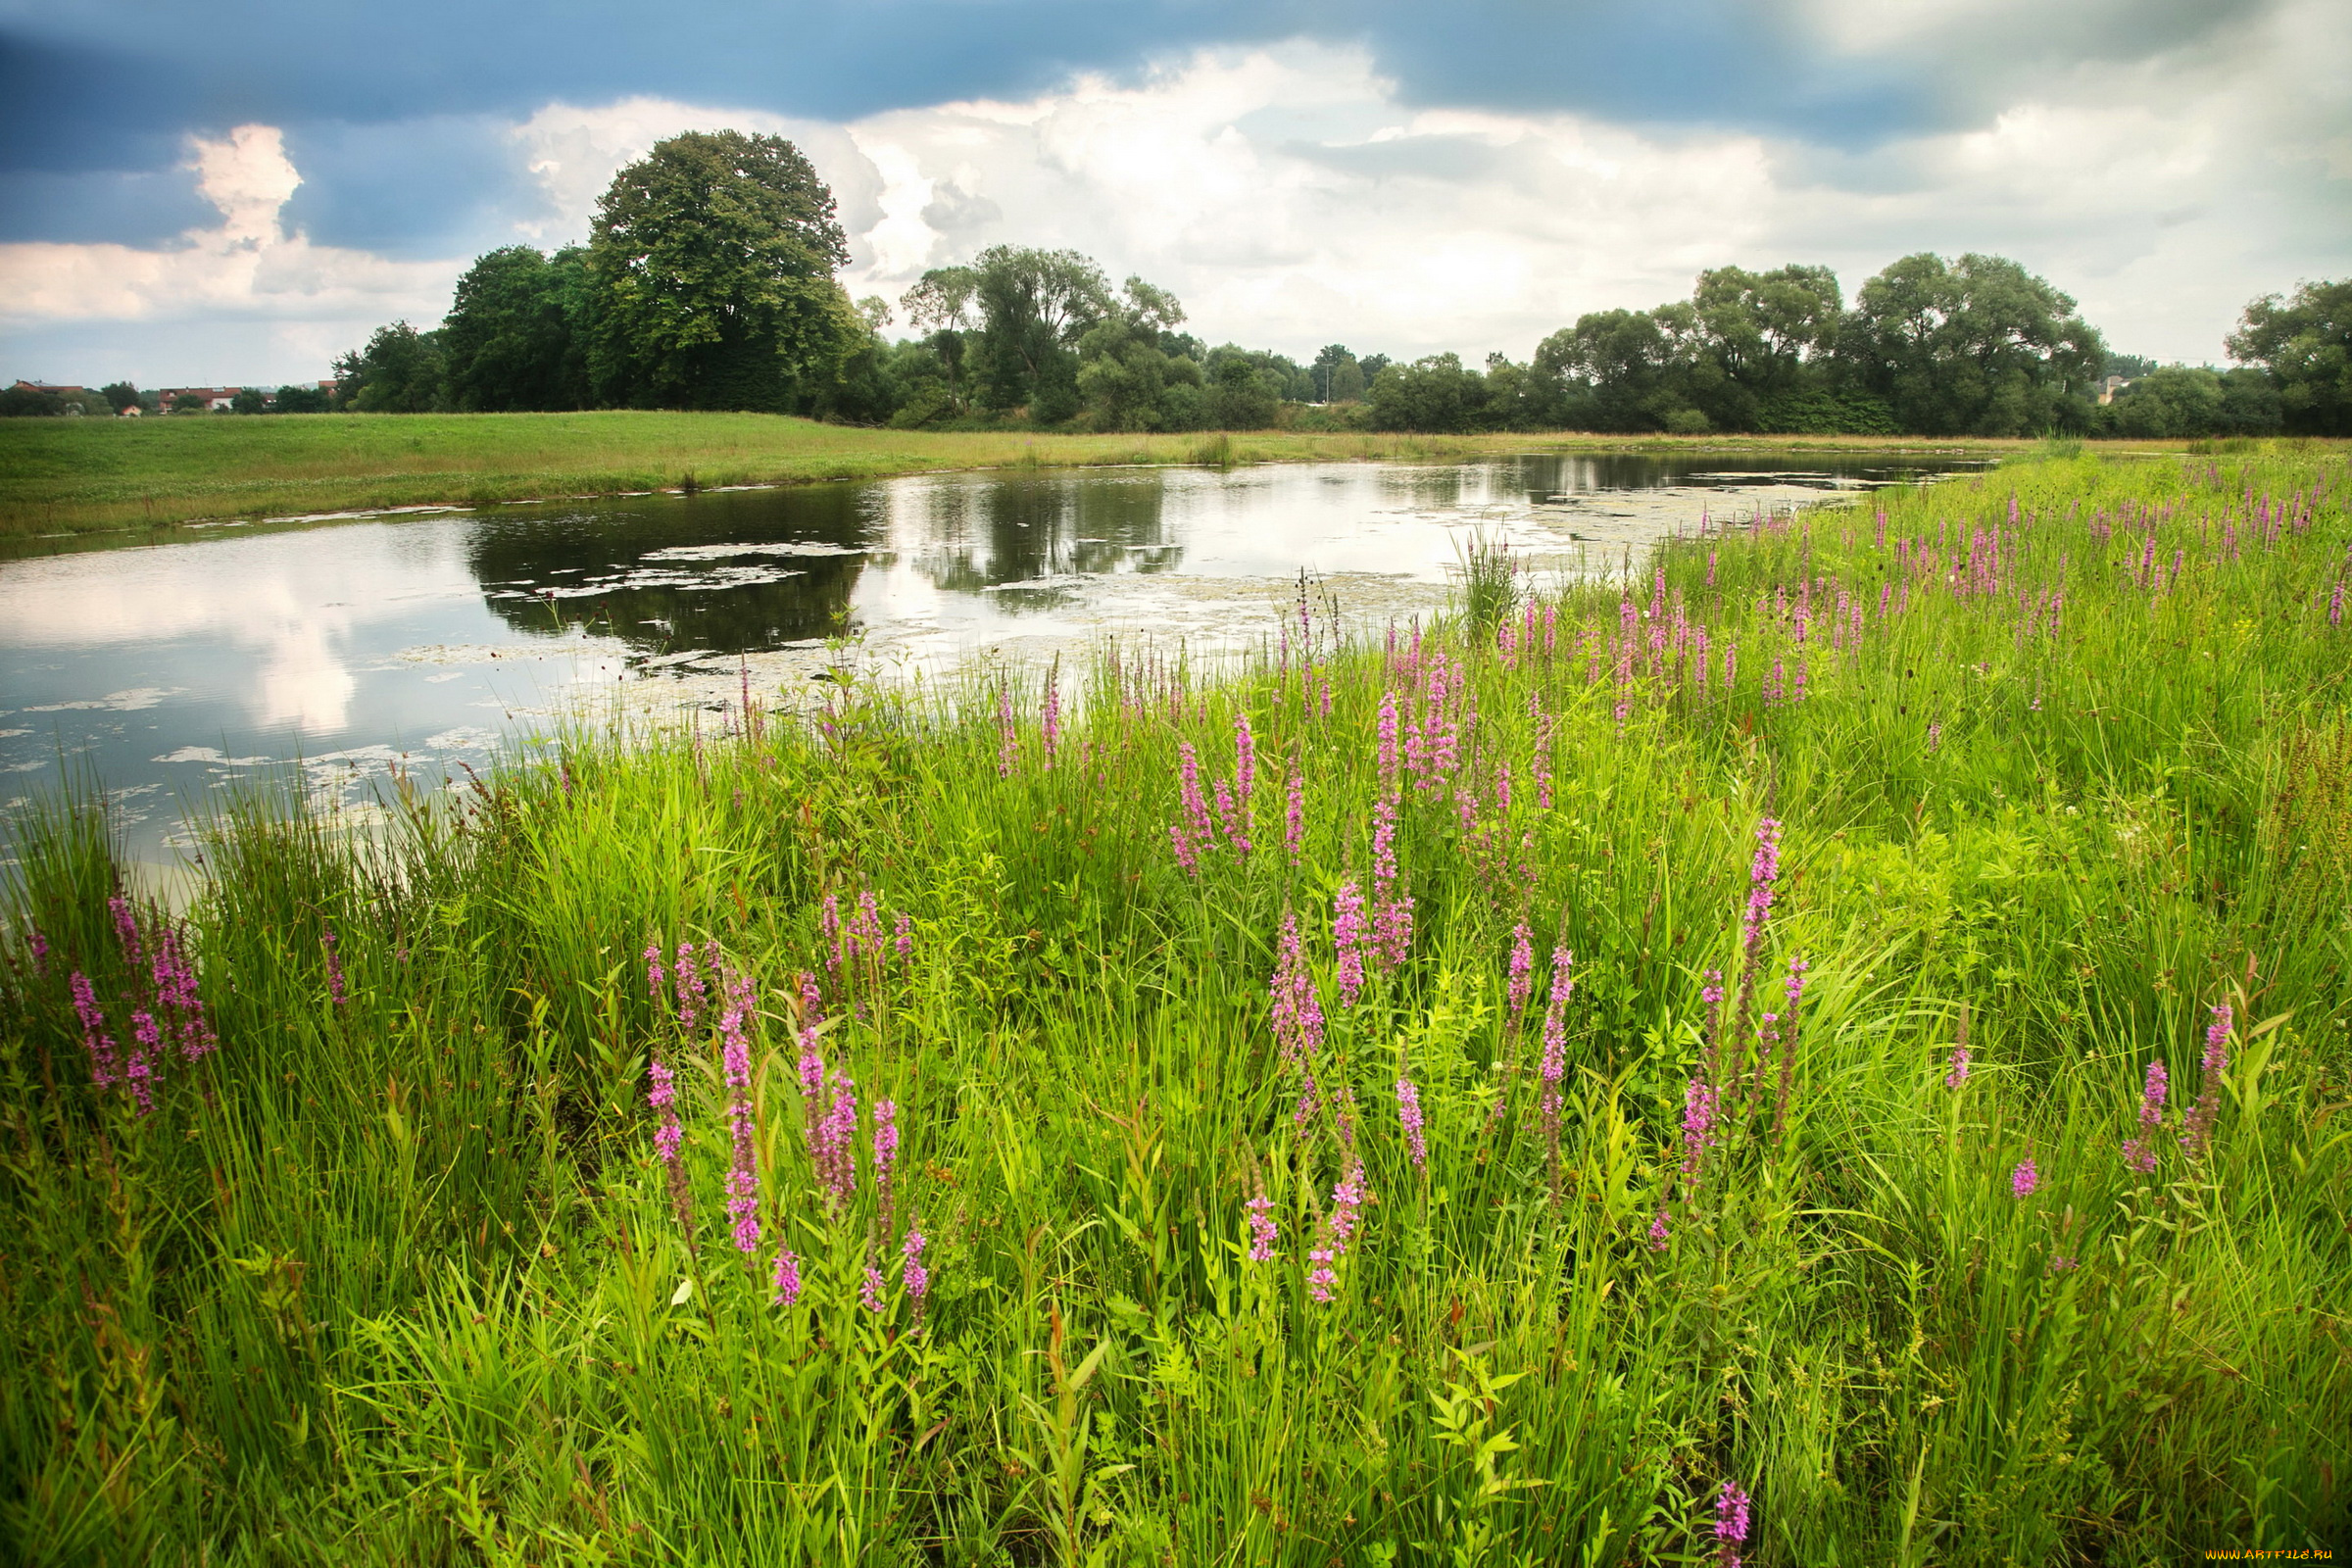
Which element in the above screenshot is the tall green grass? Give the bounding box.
[3,448,2348,1565]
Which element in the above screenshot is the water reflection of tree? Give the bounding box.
[896,473,1183,607]
[467,487,869,654]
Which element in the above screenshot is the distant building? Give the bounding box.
[2097,374,2133,407]
[159,386,244,412]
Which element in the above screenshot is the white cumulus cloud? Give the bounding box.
[3,9,2345,383]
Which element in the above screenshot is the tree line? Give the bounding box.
[12,130,2345,438]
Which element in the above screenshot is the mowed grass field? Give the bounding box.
[4,447,2349,1564]
[0,411,2038,544]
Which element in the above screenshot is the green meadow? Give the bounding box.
[0,411,2033,544]
[3,446,2348,1565]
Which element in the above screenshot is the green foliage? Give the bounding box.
[334,321,449,414]
[2092,366,2281,440]
[585,131,856,413]
[5,450,2348,1561]
[2228,278,2352,436]
[442,245,594,413]
[270,383,331,415]
[1840,252,2105,436]
[98,382,140,415]
[963,245,1115,419]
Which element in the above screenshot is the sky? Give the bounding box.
[2,0,2347,388]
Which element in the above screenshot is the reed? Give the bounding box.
[2,447,2347,1564]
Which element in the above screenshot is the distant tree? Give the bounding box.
[2101,352,2158,381]
[443,245,594,412]
[0,385,64,416]
[229,386,268,415]
[2227,279,2351,436]
[1839,253,2103,436]
[902,266,981,418]
[1368,353,1492,432]
[966,246,1114,421]
[334,321,448,413]
[170,390,214,414]
[1357,354,1392,384]
[99,381,140,414]
[2094,366,2281,439]
[586,130,856,412]
[1528,309,1696,432]
[1687,263,1842,428]
[271,383,331,414]
[1076,276,1197,431]
[1196,348,1281,430]
[1310,343,1370,403]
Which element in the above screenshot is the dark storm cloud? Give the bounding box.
[5,0,2288,172]
[275,117,539,259]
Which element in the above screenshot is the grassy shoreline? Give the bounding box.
[5,448,2349,1561]
[0,410,2060,547]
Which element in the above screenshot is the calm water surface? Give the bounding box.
[0,452,1983,869]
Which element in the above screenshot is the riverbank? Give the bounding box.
[5,448,2346,1561]
[0,410,2051,546]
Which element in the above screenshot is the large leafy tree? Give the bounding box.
[1839,253,2102,436]
[2227,279,2352,436]
[1074,277,1196,431]
[333,321,447,413]
[442,245,593,412]
[587,130,856,412]
[964,246,1114,421]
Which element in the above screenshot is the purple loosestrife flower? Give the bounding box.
[1370,798,1413,968]
[1507,923,1534,1021]
[1540,947,1574,1118]
[1232,712,1256,852]
[2012,1158,2039,1198]
[1306,1157,1368,1303]
[1245,1194,1279,1262]
[2331,579,2344,627]
[2122,1058,2169,1174]
[861,1261,885,1313]
[894,912,913,961]
[153,926,214,1061]
[903,1228,931,1325]
[27,927,48,976]
[1681,1075,1718,1182]
[1713,1482,1752,1568]
[820,897,843,975]
[850,891,883,965]
[644,943,665,1001]
[1396,1075,1427,1170]
[771,1247,803,1307]
[1742,819,1781,965]
[649,1050,683,1169]
[824,1070,860,1207]
[1286,764,1304,864]
[321,926,347,1008]
[1270,910,1326,1071]
[110,895,142,963]
[1377,691,1400,794]
[1647,1207,1670,1250]
[720,968,761,1255]
[124,1012,158,1112]
[1042,667,1061,761]
[2181,1004,2231,1158]
[674,941,706,1032]
[1333,882,1368,1008]
[1171,742,1209,875]
[873,1099,901,1239]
